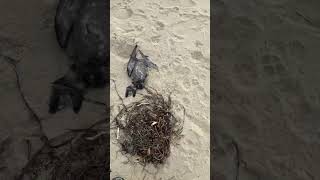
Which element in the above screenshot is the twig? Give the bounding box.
[25,139,31,161]
[85,131,108,141]
[0,54,20,64]
[1,55,49,144]
[16,146,45,180]
[231,140,240,180]
[296,10,314,26]
[111,79,127,110]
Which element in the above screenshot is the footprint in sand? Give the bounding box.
[260,54,288,82]
[232,55,258,87]
[197,86,208,98]
[134,24,144,32]
[151,35,161,43]
[190,50,204,60]
[176,65,192,75]
[182,78,191,90]
[191,78,200,86]
[182,97,190,105]
[160,0,196,7]
[155,21,165,31]
[257,40,304,94]
[258,40,289,81]
[261,55,286,76]
[112,6,133,19]
[194,40,203,47]
[287,40,305,59]
[287,40,306,74]
[111,38,135,58]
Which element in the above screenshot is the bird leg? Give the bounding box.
[125,84,137,97]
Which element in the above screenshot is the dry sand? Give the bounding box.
[0,0,209,179]
[110,0,210,179]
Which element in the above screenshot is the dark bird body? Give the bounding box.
[125,45,158,97]
[49,0,108,114]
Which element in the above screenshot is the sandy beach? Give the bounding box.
[110,0,210,179]
[0,0,209,179]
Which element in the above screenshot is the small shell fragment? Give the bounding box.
[137,103,149,107]
[151,122,158,126]
[116,127,120,139]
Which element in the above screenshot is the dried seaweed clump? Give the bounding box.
[114,88,184,165]
[18,121,110,180]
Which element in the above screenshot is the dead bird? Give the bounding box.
[49,65,85,114]
[49,0,108,114]
[55,0,107,87]
[125,45,158,97]
[49,82,84,114]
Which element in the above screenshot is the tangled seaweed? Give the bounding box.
[114,87,184,166]
[17,119,110,180]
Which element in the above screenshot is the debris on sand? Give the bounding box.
[125,45,158,97]
[114,87,184,166]
[18,120,110,180]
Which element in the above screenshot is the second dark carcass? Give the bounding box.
[49,0,108,113]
